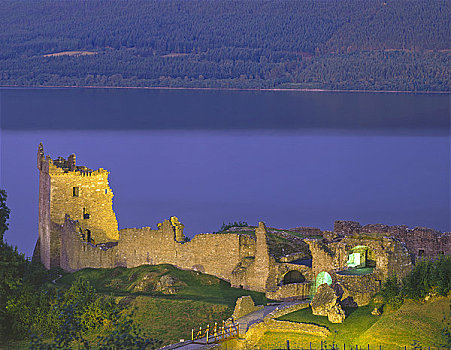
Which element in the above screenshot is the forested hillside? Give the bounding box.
[0,0,449,91]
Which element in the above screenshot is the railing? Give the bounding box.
[191,320,239,344]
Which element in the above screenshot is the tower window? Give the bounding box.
[418,249,425,257]
[105,189,108,194]
[83,208,90,219]
[73,187,79,197]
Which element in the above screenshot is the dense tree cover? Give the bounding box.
[381,255,451,310]
[0,190,10,242]
[0,191,160,348]
[0,0,449,91]
[29,279,160,349]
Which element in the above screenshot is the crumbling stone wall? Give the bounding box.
[306,233,412,305]
[60,216,119,272]
[37,144,54,269]
[118,219,256,282]
[229,222,278,293]
[307,234,412,280]
[334,220,450,260]
[265,262,313,300]
[266,282,311,300]
[46,160,118,243]
[333,272,381,307]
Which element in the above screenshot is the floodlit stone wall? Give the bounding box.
[47,161,118,243]
[333,272,381,307]
[37,144,54,269]
[118,220,256,282]
[60,216,119,272]
[37,144,119,269]
[266,282,311,300]
[306,233,413,305]
[307,234,413,280]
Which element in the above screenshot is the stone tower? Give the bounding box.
[36,143,119,269]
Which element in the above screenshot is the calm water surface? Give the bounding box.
[0,88,449,256]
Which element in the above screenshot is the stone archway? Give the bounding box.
[283,270,306,285]
[315,271,332,291]
[347,245,376,268]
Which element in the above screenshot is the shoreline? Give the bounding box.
[0,84,449,94]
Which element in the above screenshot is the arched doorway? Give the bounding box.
[315,271,332,291]
[347,245,375,269]
[283,270,306,284]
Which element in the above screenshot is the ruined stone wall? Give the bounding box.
[266,282,311,300]
[118,220,255,281]
[307,239,340,277]
[307,235,412,280]
[48,164,118,243]
[333,272,381,306]
[38,152,53,269]
[60,216,119,272]
[37,144,119,269]
[289,227,323,237]
[238,222,274,292]
[333,220,450,259]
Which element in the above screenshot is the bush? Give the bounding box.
[218,221,249,232]
[380,275,403,309]
[380,256,451,310]
[403,255,451,300]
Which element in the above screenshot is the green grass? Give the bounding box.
[278,305,379,346]
[131,296,231,344]
[255,296,451,348]
[56,264,268,345]
[336,267,374,276]
[58,264,267,306]
[356,297,450,348]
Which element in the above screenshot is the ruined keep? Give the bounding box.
[35,145,450,303]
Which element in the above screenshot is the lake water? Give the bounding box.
[0,88,449,257]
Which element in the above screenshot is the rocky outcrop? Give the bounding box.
[311,283,345,323]
[156,274,181,294]
[371,307,381,316]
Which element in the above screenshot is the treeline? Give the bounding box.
[0,0,449,91]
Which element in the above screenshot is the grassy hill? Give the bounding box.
[56,264,267,345]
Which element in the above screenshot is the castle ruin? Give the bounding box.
[35,144,450,303]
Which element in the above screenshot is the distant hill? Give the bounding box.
[0,0,449,91]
